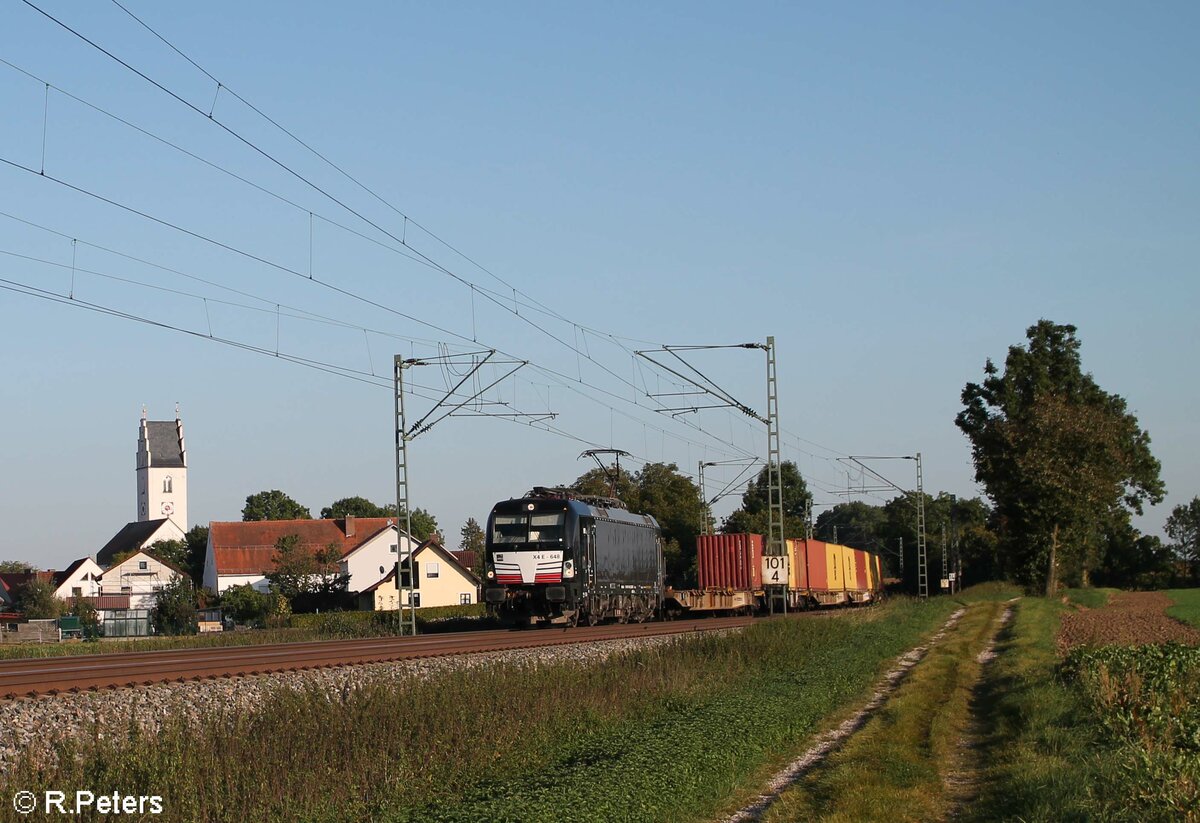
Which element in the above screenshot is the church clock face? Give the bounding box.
[161,502,174,516]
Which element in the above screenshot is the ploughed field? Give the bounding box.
[1057,590,1200,652]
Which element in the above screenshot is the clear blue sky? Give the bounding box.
[1,1,1196,568]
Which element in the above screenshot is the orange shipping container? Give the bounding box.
[696,533,764,590]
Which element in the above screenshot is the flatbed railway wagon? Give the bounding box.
[668,534,883,613]
[483,487,663,626]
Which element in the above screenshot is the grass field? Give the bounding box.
[762,598,1011,822]
[1166,588,1200,628]
[1,597,963,823]
[1062,587,1117,608]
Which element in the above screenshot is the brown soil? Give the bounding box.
[1057,590,1200,653]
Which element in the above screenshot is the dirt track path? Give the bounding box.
[1057,591,1200,653]
[943,601,1016,819]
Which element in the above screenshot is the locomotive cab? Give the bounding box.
[484,487,662,626]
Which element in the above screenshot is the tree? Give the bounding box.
[721,461,811,539]
[956,321,1164,593]
[242,490,311,521]
[1166,497,1200,582]
[220,583,270,625]
[70,595,100,639]
[15,579,60,619]
[150,576,198,635]
[320,496,396,519]
[184,525,209,586]
[401,507,440,542]
[0,560,34,573]
[815,501,887,548]
[265,534,349,611]
[459,518,485,578]
[146,539,188,574]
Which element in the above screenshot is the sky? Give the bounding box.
[0,1,1196,569]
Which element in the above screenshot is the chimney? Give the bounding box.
[345,516,356,538]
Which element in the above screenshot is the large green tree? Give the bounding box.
[956,321,1164,593]
[721,461,811,539]
[265,535,349,612]
[1166,496,1200,582]
[15,579,60,619]
[0,560,34,573]
[242,490,311,521]
[151,576,198,636]
[320,496,396,519]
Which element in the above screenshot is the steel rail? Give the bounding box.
[0,616,758,698]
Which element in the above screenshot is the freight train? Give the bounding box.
[482,487,883,626]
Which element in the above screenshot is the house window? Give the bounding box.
[139,561,148,571]
[72,587,82,598]
[411,593,421,608]
[163,476,173,493]
[459,593,472,605]
[390,544,398,554]
[121,585,132,595]
[425,562,440,579]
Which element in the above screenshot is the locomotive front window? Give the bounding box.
[529,513,566,543]
[492,514,527,544]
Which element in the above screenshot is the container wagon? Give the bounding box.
[483,487,663,626]
[670,534,883,613]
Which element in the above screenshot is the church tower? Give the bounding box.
[136,405,188,532]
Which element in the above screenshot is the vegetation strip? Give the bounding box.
[748,597,1015,822]
[0,597,957,823]
[721,607,968,823]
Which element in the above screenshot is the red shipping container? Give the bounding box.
[805,539,829,592]
[854,550,869,591]
[696,533,764,590]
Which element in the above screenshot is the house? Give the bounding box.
[96,409,190,566]
[47,558,105,600]
[357,540,481,610]
[203,516,419,595]
[99,550,183,609]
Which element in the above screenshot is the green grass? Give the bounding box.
[1,596,965,823]
[762,598,1011,822]
[964,597,1101,822]
[967,597,1200,823]
[1166,588,1200,628]
[1062,587,1118,609]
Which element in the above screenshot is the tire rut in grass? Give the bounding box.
[943,600,1018,820]
[719,607,968,823]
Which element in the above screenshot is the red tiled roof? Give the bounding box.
[209,518,399,576]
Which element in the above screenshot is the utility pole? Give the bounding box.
[765,336,786,616]
[804,497,813,540]
[394,350,531,636]
[916,452,927,599]
[394,355,419,637]
[697,460,709,536]
[634,338,783,612]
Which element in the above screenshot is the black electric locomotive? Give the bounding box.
[483,487,663,626]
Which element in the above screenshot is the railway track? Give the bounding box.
[0,616,756,698]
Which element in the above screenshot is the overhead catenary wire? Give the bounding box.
[9,1,866,483]
[9,3,766,458]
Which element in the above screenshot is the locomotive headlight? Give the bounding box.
[486,569,495,579]
[563,559,575,579]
